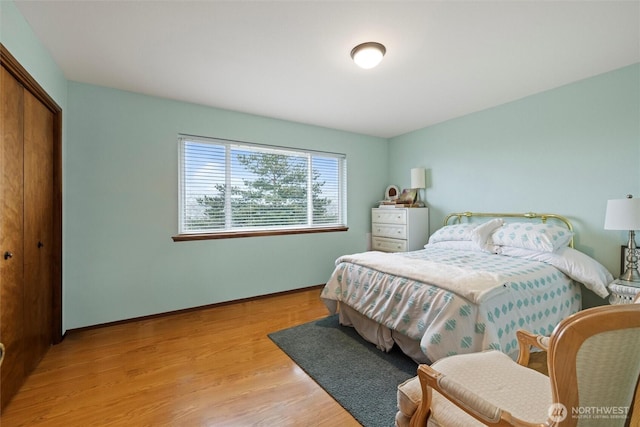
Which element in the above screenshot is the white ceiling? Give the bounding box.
[15,1,640,139]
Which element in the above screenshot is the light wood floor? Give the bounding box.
[1,287,361,426]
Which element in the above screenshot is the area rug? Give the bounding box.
[268,315,418,427]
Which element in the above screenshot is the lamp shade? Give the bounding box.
[411,168,426,189]
[604,197,640,230]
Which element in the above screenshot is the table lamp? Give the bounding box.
[604,194,640,283]
[411,168,426,207]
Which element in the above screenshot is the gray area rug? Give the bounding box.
[268,315,418,427]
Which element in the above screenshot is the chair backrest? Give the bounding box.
[547,304,640,427]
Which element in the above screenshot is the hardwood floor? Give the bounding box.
[1,287,361,426]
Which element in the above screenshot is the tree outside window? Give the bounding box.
[178,136,346,236]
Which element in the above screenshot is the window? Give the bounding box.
[175,135,347,240]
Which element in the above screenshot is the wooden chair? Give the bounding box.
[408,303,640,426]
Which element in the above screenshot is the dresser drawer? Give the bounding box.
[372,223,407,239]
[370,207,429,252]
[372,237,407,253]
[372,210,407,225]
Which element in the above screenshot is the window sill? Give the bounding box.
[172,226,349,242]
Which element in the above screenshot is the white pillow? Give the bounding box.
[428,223,476,244]
[471,218,504,253]
[490,222,573,253]
[499,246,612,298]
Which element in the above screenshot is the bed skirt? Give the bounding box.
[338,303,430,364]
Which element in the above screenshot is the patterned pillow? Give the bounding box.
[426,241,480,251]
[490,222,573,253]
[428,223,476,243]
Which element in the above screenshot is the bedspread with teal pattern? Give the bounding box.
[321,247,581,362]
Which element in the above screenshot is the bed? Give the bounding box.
[321,212,613,364]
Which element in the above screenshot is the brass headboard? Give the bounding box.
[443,211,574,248]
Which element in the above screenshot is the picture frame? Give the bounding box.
[398,188,417,204]
[385,185,399,201]
[620,245,640,276]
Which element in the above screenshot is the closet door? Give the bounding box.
[0,45,61,411]
[23,90,54,374]
[0,66,26,409]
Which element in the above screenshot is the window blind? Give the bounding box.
[179,135,347,234]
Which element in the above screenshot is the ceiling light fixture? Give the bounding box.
[350,42,386,69]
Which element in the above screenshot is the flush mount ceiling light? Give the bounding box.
[350,42,386,69]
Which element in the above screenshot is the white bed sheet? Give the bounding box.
[321,247,582,363]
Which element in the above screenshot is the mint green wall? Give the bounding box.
[4,0,388,331]
[65,82,388,329]
[389,64,640,307]
[0,1,67,106]
[6,0,639,328]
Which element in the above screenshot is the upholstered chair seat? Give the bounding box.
[397,350,549,427]
[397,303,640,427]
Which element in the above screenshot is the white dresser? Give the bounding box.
[371,207,429,253]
